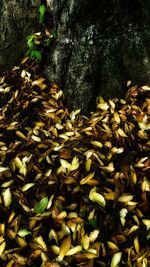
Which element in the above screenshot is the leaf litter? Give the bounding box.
[0,58,149,266]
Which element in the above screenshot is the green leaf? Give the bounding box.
[30,50,42,61]
[17,228,31,237]
[88,219,97,228]
[39,4,46,23]
[34,197,48,214]
[44,38,52,47]
[51,31,58,38]
[44,31,57,47]
[27,35,35,49]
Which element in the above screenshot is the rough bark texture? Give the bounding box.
[0,0,150,113]
[0,0,40,73]
[44,0,150,113]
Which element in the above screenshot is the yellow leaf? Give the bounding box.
[31,135,41,142]
[119,208,128,226]
[70,157,79,171]
[117,128,127,137]
[85,158,92,172]
[80,172,95,185]
[118,194,133,203]
[21,183,35,192]
[66,245,82,256]
[97,103,109,110]
[60,159,71,169]
[58,236,71,261]
[142,219,150,230]
[35,236,47,251]
[91,141,103,148]
[110,252,122,267]
[141,85,150,91]
[16,131,27,140]
[14,157,23,170]
[0,241,6,256]
[89,188,106,207]
[89,230,100,242]
[32,77,45,86]
[107,241,119,251]
[134,236,140,253]
[103,162,114,172]
[2,188,12,208]
[81,234,90,250]
[114,112,120,124]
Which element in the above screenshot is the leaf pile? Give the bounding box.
[0,59,149,267]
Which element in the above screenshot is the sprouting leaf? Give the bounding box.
[30,50,42,62]
[27,35,35,49]
[17,229,31,237]
[39,4,46,23]
[34,197,48,214]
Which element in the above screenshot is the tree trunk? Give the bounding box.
[44,0,150,113]
[0,0,150,114]
[0,0,40,73]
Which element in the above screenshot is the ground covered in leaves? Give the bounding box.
[0,58,149,267]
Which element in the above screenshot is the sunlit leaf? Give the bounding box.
[39,4,46,23]
[34,197,48,214]
[110,252,122,267]
[17,228,31,237]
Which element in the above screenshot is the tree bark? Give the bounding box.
[0,0,40,73]
[0,0,150,114]
[44,0,150,113]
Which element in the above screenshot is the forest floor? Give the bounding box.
[0,57,149,267]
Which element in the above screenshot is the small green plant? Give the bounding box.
[39,4,46,24]
[25,4,57,63]
[26,31,57,62]
[29,50,42,61]
[27,34,35,50]
[26,34,42,62]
